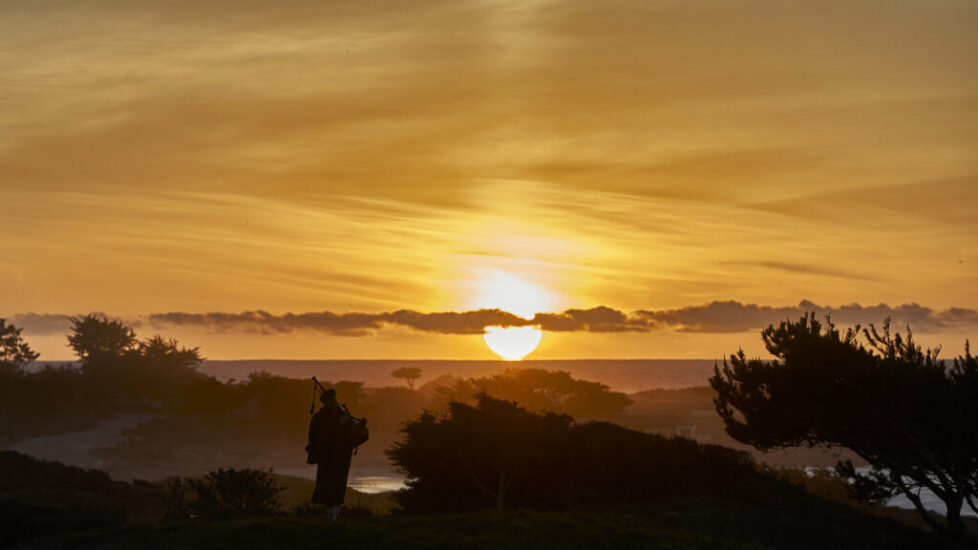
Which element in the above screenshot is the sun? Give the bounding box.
[484,326,543,361]
[473,271,549,360]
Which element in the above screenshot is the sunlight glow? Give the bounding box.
[473,270,552,319]
[474,270,548,360]
[483,325,543,360]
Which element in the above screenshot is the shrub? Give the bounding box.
[185,468,284,520]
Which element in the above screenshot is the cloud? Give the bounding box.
[635,301,803,333]
[532,306,648,332]
[6,312,144,336]
[6,313,73,335]
[748,261,875,281]
[2,1,976,321]
[147,311,384,337]
[145,309,531,336]
[380,309,527,335]
[146,307,653,335]
[11,300,978,338]
[636,300,978,334]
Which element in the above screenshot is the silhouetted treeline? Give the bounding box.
[1,316,638,478]
[433,369,632,420]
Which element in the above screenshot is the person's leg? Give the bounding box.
[327,505,340,522]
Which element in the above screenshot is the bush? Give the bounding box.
[183,468,285,520]
[0,452,164,546]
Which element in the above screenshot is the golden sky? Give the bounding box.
[2,1,977,360]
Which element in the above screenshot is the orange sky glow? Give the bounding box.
[2,1,977,360]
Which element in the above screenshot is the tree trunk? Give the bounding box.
[945,495,966,537]
[496,472,508,512]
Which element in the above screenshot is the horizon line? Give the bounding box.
[28,357,724,364]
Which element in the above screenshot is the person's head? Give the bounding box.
[320,388,338,409]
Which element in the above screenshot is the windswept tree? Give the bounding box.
[0,318,39,373]
[67,315,136,362]
[391,367,422,390]
[711,314,978,537]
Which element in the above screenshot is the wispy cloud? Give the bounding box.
[1,0,976,330]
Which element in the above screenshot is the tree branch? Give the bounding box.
[458,454,497,499]
[892,473,945,532]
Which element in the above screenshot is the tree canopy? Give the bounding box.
[67,315,137,362]
[711,313,978,536]
[391,367,422,390]
[0,318,39,373]
[388,394,767,513]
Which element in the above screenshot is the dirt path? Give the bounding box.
[11,414,156,470]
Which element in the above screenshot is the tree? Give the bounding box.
[387,394,769,513]
[137,335,203,381]
[0,318,39,373]
[392,367,422,390]
[134,335,205,397]
[137,335,202,368]
[67,315,136,362]
[388,394,573,512]
[711,313,978,537]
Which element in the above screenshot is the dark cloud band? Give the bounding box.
[8,300,978,337]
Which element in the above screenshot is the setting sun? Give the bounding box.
[483,325,543,361]
[473,271,549,360]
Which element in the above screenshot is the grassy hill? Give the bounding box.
[10,498,968,550]
[2,438,974,549]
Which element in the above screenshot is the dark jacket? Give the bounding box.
[307,406,353,506]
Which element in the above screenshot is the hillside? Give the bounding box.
[10,499,965,550]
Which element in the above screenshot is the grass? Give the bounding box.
[4,511,790,550]
[11,497,969,550]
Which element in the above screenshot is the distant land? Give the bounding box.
[24,358,721,392]
[199,359,718,393]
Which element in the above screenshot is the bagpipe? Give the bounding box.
[309,377,369,452]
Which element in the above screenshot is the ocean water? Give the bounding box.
[200,359,718,392]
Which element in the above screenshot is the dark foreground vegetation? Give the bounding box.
[389,394,769,513]
[1,449,969,550]
[713,314,978,536]
[11,504,967,550]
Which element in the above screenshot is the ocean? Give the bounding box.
[199,359,719,392]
